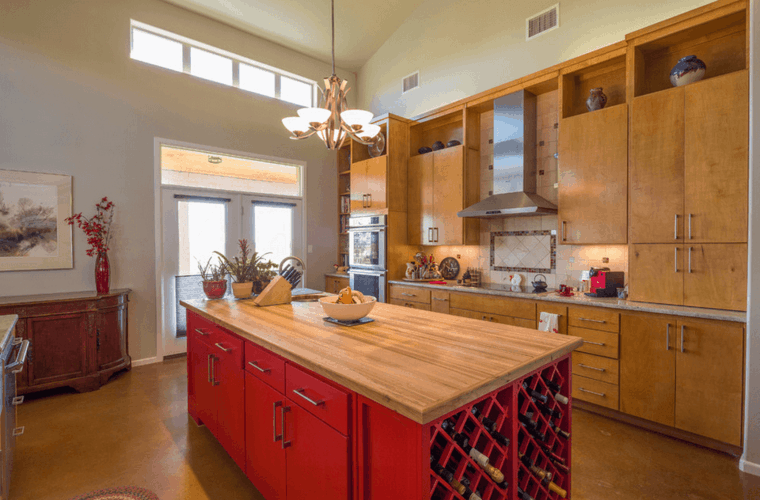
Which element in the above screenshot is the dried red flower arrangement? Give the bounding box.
[65,197,115,257]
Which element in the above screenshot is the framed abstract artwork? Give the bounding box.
[0,170,73,271]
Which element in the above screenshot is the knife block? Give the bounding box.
[252,276,292,307]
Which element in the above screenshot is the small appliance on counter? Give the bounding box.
[585,267,625,298]
[531,274,548,293]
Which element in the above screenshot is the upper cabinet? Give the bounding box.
[407,109,479,246]
[557,104,628,245]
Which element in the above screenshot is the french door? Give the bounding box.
[160,187,303,357]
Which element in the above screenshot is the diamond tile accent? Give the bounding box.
[490,230,556,273]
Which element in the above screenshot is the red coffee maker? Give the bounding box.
[586,267,625,298]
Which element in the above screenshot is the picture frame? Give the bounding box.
[0,169,73,271]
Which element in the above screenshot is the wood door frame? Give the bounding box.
[153,138,307,363]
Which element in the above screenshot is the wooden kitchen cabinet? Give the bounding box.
[620,313,745,446]
[557,103,628,245]
[351,156,387,213]
[629,244,684,306]
[430,290,450,314]
[324,275,349,294]
[537,303,567,334]
[407,145,478,246]
[684,71,748,243]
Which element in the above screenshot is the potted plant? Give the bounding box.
[198,257,227,299]
[251,256,279,294]
[215,239,276,299]
[65,197,115,294]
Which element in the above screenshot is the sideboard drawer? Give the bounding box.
[286,364,350,435]
[245,342,286,393]
[572,352,619,385]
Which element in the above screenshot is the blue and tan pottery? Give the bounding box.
[447,140,461,147]
[586,88,607,112]
[418,146,432,154]
[432,141,445,151]
[670,56,706,87]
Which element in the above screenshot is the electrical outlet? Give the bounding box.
[457,254,461,259]
[308,245,313,253]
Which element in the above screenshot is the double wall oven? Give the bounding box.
[0,322,29,500]
[347,215,387,302]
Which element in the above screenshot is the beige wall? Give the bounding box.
[0,0,355,361]
[356,0,713,117]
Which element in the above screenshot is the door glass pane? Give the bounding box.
[253,204,293,267]
[177,200,227,274]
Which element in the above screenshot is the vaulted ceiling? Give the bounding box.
[163,0,427,71]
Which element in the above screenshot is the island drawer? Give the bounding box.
[572,352,619,385]
[210,327,244,368]
[449,293,536,320]
[187,313,221,346]
[245,342,286,393]
[573,375,619,410]
[568,326,619,359]
[568,306,620,332]
[390,299,431,311]
[286,364,350,435]
[390,285,431,304]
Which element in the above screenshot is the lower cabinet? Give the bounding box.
[325,275,349,294]
[620,313,744,446]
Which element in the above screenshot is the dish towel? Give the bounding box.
[539,312,560,333]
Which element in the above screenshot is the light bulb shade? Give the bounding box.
[357,123,381,141]
[317,128,344,145]
[340,109,373,128]
[282,116,310,135]
[297,107,331,126]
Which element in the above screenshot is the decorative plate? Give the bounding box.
[368,132,386,157]
[439,257,460,280]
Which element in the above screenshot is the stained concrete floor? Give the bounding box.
[12,357,760,499]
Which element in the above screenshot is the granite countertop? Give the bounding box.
[181,299,582,424]
[324,273,350,279]
[0,315,18,353]
[389,280,745,323]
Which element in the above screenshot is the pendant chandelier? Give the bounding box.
[281,0,382,150]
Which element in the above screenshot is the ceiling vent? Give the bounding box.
[527,4,559,40]
[402,71,419,94]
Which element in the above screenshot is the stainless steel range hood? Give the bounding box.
[458,90,557,219]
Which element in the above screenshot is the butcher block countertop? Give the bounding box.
[181,299,583,424]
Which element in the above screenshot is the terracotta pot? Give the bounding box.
[95,251,110,294]
[231,282,253,299]
[202,280,227,299]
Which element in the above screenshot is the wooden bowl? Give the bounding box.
[319,295,377,321]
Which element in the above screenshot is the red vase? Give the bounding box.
[202,280,227,299]
[95,251,110,294]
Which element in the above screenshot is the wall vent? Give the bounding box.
[402,71,419,94]
[527,4,559,40]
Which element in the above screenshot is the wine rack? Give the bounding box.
[428,354,571,500]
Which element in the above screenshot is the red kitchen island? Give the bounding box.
[182,298,582,500]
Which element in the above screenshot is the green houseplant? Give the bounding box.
[215,239,278,298]
[198,257,227,299]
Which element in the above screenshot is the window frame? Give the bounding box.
[130,20,318,107]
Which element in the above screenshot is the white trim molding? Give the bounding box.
[131,356,160,367]
[740,458,760,477]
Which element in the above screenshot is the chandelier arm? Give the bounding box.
[288,129,319,140]
[345,128,376,146]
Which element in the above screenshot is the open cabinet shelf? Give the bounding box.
[561,55,627,119]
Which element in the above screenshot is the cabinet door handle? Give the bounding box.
[578,317,605,324]
[482,315,488,321]
[582,340,605,346]
[6,339,29,374]
[432,297,449,301]
[367,193,372,207]
[688,247,693,274]
[211,356,219,386]
[195,328,209,336]
[12,396,24,406]
[248,361,271,373]
[562,221,567,242]
[207,354,212,384]
[666,323,671,351]
[215,342,231,353]
[293,388,325,406]
[401,292,416,297]
[674,247,679,273]
[12,427,24,437]
[579,388,605,397]
[281,406,292,449]
[272,401,283,442]
[674,214,679,240]
[688,213,693,240]
[434,228,439,242]
[680,325,685,353]
[578,363,605,372]
[428,228,432,242]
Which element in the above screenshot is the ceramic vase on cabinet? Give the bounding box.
[670,56,706,87]
[586,88,607,112]
[95,251,110,294]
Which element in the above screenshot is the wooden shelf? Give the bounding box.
[561,55,627,119]
[410,110,465,158]
[630,8,747,98]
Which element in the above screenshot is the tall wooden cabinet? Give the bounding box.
[620,313,744,446]
[350,156,388,213]
[0,290,131,395]
[557,104,628,244]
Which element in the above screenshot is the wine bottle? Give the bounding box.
[533,399,563,420]
[536,375,570,405]
[538,443,567,467]
[520,421,547,442]
[522,381,549,404]
[441,420,505,483]
[525,411,570,440]
[519,453,567,498]
[431,457,482,500]
[517,486,535,500]
[470,407,510,447]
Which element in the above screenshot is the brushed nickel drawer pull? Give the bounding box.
[562,221,567,242]
[688,247,693,274]
[12,427,24,437]
[207,354,212,384]
[688,213,693,239]
[12,396,23,406]
[578,318,606,324]
[582,340,605,346]
[293,388,325,406]
[578,363,605,372]
[432,297,449,301]
[273,401,282,442]
[666,324,671,351]
[482,315,488,321]
[215,342,231,353]
[674,214,678,240]
[194,328,209,336]
[401,292,416,297]
[674,247,679,273]
[367,193,372,207]
[211,356,219,386]
[281,406,291,449]
[248,361,271,373]
[579,388,605,397]
[680,325,685,353]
